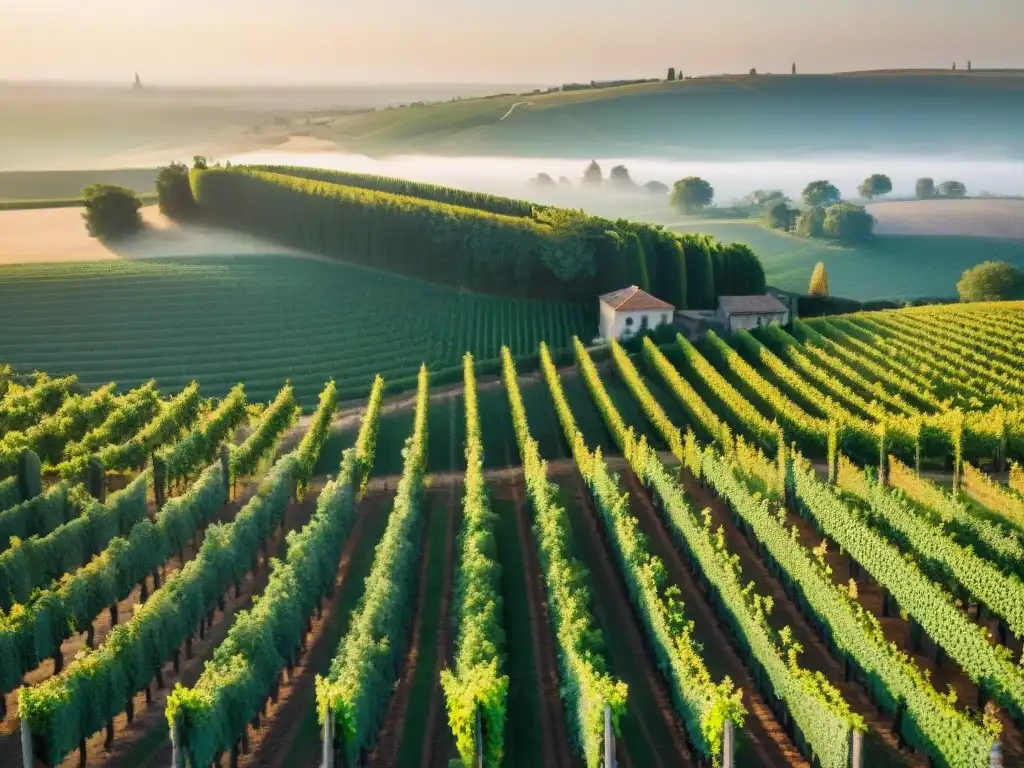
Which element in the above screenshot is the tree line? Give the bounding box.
[184,166,765,309]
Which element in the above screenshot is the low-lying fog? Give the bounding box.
[227,148,1024,216]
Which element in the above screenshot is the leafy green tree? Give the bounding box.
[858,174,892,199]
[192,155,209,171]
[822,202,874,242]
[669,177,715,213]
[808,262,830,296]
[609,165,636,191]
[155,162,197,220]
[644,180,669,194]
[802,180,841,207]
[748,189,786,206]
[764,198,792,230]
[795,206,826,238]
[916,177,936,199]
[81,184,143,239]
[938,180,967,198]
[558,176,572,188]
[956,261,1023,302]
[582,160,603,187]
[529,172,556,187]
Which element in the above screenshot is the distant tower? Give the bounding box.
[952,62,956,71]
[968,60,972,71]
[667,67,676,82]
[792,62,796,75]
[133,72,143,90]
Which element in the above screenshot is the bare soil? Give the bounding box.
[613,465,804,768]
[490,465,578,768]
[239,486,393,768]
[553,465,692,768]
[417,484,459,768]
[868,198,1024,238]
[0,205,319,265]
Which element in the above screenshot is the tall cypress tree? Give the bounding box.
[655,234,687,309]
[680,234,716,309]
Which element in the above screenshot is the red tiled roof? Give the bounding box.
[717,294,789,315]
[599,286,675,312]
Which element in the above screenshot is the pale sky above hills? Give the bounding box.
[2,0,1022,85]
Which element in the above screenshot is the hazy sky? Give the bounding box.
[2,0,1022,85]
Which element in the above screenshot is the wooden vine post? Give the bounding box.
[220,443,231,496]
[321,703,335,768]
[20,716,33,768]
[475,705,484,768]
[153,453,167,510]
[827,420,838,485]
[17,448,42,504]
[604,703,616,768]
[989,740,1003,767]
[171,716,185,768]
[86,456,105,502]
[848,729,863,768]
[722,719,735,768]
[997,415,1008,474]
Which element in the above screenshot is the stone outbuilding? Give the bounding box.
[717,294,791,333]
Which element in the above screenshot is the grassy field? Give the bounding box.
[666,219,1024,299]
[0,256,595,405]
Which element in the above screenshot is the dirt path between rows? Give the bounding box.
[418,405,460,768]
[493,457,577,768]
[615,466,803,768]
[677,469,920,767]
[240,486,388,768]
[368,500,440,767]
[555,466,692,768]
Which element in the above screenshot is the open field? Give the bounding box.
[868,198,1024,239]
[666,219,1024,299]
[0,205,319,264]
[2,300,1024,767]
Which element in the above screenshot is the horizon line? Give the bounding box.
[5,67,1024,90]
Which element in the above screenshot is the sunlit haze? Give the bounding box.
[2,0,1022,85]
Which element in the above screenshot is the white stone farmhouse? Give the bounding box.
[717,294,790,333]
[598,286,675,341]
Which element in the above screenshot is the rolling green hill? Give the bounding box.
[309,72,1024,159]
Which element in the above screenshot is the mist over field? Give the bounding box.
[228,147,1024,209]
